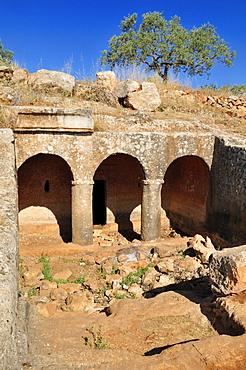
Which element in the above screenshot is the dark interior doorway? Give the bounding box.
[93,180,106,225]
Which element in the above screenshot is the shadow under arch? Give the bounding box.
[93,153,145,241]
[161,155,210,236]
[18,153,74,242]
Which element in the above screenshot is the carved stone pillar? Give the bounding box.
[141,179,163,242]
[72,180,94,245]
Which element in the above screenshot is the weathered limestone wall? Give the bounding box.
[210,136,246,246]
[92,132,215,237]
[0,129,19,370]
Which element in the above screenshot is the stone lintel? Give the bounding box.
[12,106,94,132]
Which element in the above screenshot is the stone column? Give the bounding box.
[72,180,94,245]
[0,129,19,369]
[141,179,163,242]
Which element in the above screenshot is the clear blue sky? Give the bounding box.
[1,0,246,88]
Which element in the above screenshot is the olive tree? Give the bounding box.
[0,39,14,65]
[100,12,236,82]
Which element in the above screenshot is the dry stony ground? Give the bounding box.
[19,228,246,369]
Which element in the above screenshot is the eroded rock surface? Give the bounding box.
[210,244,246,295]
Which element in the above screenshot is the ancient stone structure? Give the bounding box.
[2,105,246,367]
[8,105,246,248]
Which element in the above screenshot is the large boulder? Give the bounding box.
[114,79,141,98]
[28,69,75,93]
[96,71,119,92]
[125,81,161,111]
[210,245,246,295]
[12,67,29,85]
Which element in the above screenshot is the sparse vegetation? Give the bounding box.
[0,39,14,65]
[84,325,108,349]
[39,255,53,281]
[27,287,37,297]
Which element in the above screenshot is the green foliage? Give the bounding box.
[100,12,236,82]
[71,276,86,284]
[39,255,53,281]
[28,287,37,297]
[84,325,108,349]
[115,292,136,300]
[122,266,149,286]
[0,39,14,66]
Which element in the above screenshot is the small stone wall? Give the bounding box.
[0,129,19,369]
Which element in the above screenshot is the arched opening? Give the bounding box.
[93,153,145,240]
[161,155,210,235]
[18,154,73,242]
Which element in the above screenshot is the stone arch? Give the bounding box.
[93,153,145,240]
[161,155,210,235]
[18,153,74,242]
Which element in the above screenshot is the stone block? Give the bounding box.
[96,71,119,92]
[210,245,246,295]
[36,302,57,317]
[53,269,72,281]
[50,287,68,301]
[125,82,161,111]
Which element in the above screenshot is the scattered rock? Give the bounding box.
[50,288,68,301]
[189,234,216,263]
[36,301,57,317]
[53,269,73,281]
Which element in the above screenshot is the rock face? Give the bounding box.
[125,81,161,111]
[28,69,75,93]
[210,245,246,295]
[96,71,119,92]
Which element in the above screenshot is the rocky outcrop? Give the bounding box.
[209,245,246,295]
[28,69,75,93]
[74,82,118,107]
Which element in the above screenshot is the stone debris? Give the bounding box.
[20,233,211,317]
[209,244,246,295]
[188,234,216,263]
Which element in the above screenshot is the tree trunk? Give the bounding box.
[162,66,169,83]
